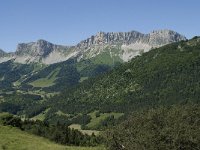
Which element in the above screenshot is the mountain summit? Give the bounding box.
[16,39,55,57]
[0,29,186,64]
[77,30,184,47]
[74,29,186,62]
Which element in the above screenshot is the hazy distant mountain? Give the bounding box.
[0,29,186,64]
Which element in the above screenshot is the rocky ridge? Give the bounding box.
[0,29,186,64]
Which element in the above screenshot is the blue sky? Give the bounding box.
[0,0,199,52]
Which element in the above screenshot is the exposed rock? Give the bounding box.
[76,31,144,48]
[74,29,186,62]
[0,49,14,63]
[0,29,186,64]
[16,39,64,57]
[13,39,71,63]
[76,30,185,49]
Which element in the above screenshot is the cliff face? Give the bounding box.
[11,40,72,64]
[74,29,186,62]
[76,31,144,48]
[0,29,186,64]
[76,30,186,48]
[148,30,186,46]
[15,40,56,57]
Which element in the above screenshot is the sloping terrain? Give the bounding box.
[44,37,200,125]
[0,126,104,150]
[0,59,112,119]
[0,58,112,94]
[1,37,199,128]
[0,30,186,116]
[104,104,200,150]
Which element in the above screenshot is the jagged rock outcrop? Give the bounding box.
[76,31,144,48]
[16,40,56,57]
[74,29,186,61]
[0,29,186,64]
[0,40,74,64]
[76,30,185,48]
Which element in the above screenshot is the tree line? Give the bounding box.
[0,113,102,147]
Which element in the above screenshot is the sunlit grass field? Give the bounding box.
[0,126,105,150]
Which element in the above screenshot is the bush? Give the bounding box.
[104,104,200,150]
[95,111,100,118]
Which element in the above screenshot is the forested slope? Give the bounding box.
[49,37,200,115]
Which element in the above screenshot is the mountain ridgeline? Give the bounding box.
[2,31,199,125]
[1,31,200,149]
[0,29,185,94]
[0,30,185,64]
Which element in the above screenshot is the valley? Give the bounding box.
[1,32,200,150]
[1,0,199,149]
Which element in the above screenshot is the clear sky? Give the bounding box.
[0,0,199,52]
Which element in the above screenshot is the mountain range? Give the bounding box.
[1,27,200,144]
[0,29,186,64]
[46,36,200,125]
[0,29,186,96]
[1,35,199,128]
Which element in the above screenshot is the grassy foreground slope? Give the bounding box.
[0,126,104,150]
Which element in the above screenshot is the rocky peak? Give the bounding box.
[76,31,144,48]
[15,39,56,57]
[0,29,187,65]
[76,30,186,49]
[74,29,186,62]
[148,30,186,46]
